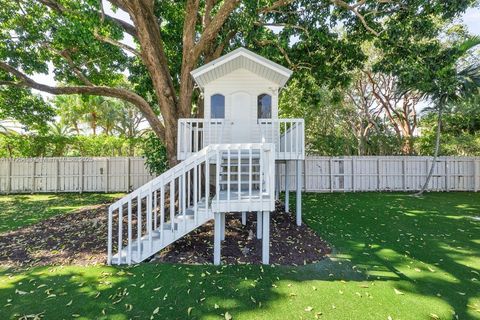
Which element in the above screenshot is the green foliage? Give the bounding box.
[0,134,144,158]
[142,132,169,175]
[0,87,54,132]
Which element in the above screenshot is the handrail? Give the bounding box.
[107,143,275,265]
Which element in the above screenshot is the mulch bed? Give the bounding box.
[0,201,331,268]
[154,202,331,265]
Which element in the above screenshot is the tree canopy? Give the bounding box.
[0,0,477,164]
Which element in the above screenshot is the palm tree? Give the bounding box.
[403,37,480,195]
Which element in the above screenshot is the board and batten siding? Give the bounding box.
[1,156,478,194]
[0,157,154,194]
[279,156,480,192]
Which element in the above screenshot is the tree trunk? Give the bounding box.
[415,106,443,196]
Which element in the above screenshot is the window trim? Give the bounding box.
[210,93,225,119]
[257,93,272,119]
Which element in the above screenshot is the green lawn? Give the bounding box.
[0,193,123,233]
[0,192,479,319]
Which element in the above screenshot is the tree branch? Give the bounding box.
[93,29,140,57]
[0,61,165,139]
[331,0,380,36]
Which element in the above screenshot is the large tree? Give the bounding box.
[0,0,475,164]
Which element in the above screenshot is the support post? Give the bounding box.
[275,163,280,200]
[262,211,270,265]
[296,160,302,226]
[241,211,246,225]
[214,212,221,265]
[285,161,289,212]
[220,213,225,241]
[256,211,263,239]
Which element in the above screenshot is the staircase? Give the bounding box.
[107,143,275,265]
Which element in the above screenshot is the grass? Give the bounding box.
[0,192,479,319]
[0,193,123,233]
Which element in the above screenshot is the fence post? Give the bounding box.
[31,159,36,193]
[79,159,84,194]
[473,158,478,192]
[6,159,11,194]
[55,159,59,193]
[445,158,449,192]
[105,158,109,193]
[402,157,406,191]
[126,158,131,192]
[352,157,355,192]
[329,158,333,192]
[377,158,380,191]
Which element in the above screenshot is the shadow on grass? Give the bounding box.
[0,192,478,319]
[299,192,480,320]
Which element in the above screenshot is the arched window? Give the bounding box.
[211,94,225,119]
[257,94,272,119]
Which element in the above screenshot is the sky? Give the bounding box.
[31,4,480,94]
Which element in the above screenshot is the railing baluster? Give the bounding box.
[216,149,220,208]
[194,164,198,225]
[182,168,187,231]
[259,146,264,208]
[127,199,132,264]
[154,189,158,229]
[137,194,141,261]
[206,156,210,213]
[117,205,123,265]
[147,186,153,252]
[249,147,252,211]
[107,207,113,265]
[227,147,231,203]
[170,180,175,233]
[238,148,241,200]
[160,184,165,244]
[187,169,191,208]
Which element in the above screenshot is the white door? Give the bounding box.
[230,92,253,143]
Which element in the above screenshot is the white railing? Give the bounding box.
[259,119,305,160]
[177,118,305,160]
[108,143,275,265]
[177,119,226,160]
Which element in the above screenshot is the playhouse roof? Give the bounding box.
[190,47,293,89]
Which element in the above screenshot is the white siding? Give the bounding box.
[204,68,279,145]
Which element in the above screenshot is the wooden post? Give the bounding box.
[55,159,59,193]
[214,212,221,265]
[402,158,407,191]
[126,158,131,192]
[262,211,270,265]
[79,159,84,194]
[377,158,380,191]
[329,158,333,192]
[31,159,36,193]
[256,211,263,239]
[6,159,11,194]
[296,160,302,226]
[275,163,280,200]
[105,158,109,193]
[241,212,246,225]
[220,213,225,241]
[472,158,478,192]
[351,158,355,192]
[285,161,289,212]
[445,158,449,191]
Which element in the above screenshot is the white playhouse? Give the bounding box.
[108,47,305,266]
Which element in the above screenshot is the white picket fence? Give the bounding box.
[0,157,154,193]
[279,156,480,192]
[0,156,479,194]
